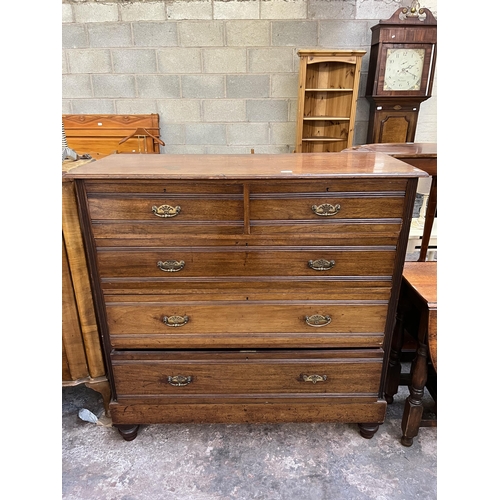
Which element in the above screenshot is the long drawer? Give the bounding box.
[105,298,388,349]
[100,279,393,298]
[96,246,396,279]
[91,220,401,239]
[111,349,384,399]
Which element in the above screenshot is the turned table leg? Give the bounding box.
[401,312,429,447]
[115,424,140,441]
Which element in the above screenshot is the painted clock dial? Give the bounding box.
[383,48,425,91]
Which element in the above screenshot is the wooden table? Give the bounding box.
[343,143,437,261]
[385,261,437,446]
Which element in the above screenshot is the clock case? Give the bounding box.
[366,7,437,143]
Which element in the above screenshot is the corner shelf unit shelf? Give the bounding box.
[295,50,366,153]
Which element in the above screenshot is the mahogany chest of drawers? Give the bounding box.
[66,153,426,441]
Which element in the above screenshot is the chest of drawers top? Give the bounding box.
[65,152,426,181]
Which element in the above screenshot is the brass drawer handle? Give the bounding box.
[305,314,331,327]
[311,203,341,217]
[167,375,192,387]
[308,259,335,271]
[152,204,181,218]
[162,315,189,327]
[157,260,185,272]
[301,374,327,384]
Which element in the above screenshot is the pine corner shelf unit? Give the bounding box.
[295,50,366,153]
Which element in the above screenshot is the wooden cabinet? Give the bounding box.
[62,159,110,414]
[66,153,427,441]
[295,50,365,153]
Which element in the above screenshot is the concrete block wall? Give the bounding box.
[62,0,438,153]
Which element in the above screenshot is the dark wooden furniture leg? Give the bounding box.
[358,423,380,439]
[418,175,437,262]
[401,310,429,447]
[115,424,140,441]
[384,307,405,404]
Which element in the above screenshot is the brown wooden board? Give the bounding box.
[63,114,161,158]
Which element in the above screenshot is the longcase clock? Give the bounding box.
[366,3,437,143]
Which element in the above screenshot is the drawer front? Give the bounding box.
[87,194,243,222]
[96,246,396,279]
[91,220,244,239]
[247,179,408,194]
[249,220,402,237]
[105,299,388,348]
[250,195,404,221]
[85,181,243,195]
[101,280,393,300]
[111,350,383,397]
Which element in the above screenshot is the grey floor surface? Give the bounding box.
[62,377,437,500]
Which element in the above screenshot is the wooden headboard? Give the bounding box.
[62,114,162,158]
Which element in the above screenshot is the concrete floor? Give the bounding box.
[62,375,437,500]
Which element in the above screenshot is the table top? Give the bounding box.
[345,143,437,159]
[403,261,437,370]
[403,261,437,309]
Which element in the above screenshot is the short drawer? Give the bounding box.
[250,193,405,221]
[87,194,243,222]
[96,246,396,279]
[111,349,384,398]
[105,298,388,349]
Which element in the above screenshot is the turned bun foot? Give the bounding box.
[401,436,413,447]
[116,424,139,441]
[358,423,380,439]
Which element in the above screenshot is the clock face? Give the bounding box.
[383,48,425,91]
